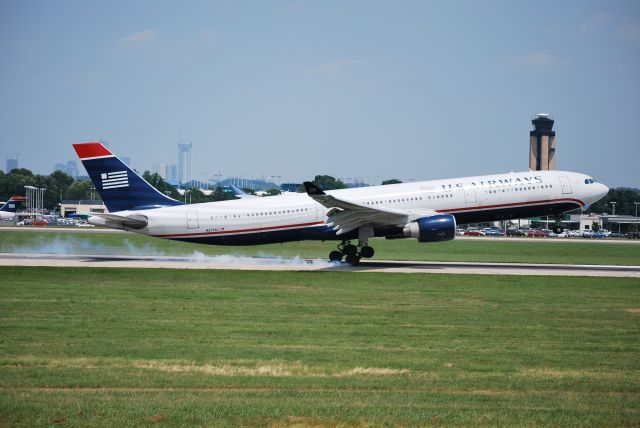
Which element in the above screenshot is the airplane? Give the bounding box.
[0,196,25,221]
[73,142,609,264]
[228,184,258,199]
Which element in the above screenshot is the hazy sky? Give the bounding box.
[1,0,638,187]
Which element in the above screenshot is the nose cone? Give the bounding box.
[598,183,609,200]
[590,182,609,204]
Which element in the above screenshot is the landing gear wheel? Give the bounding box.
[329,250,343,262]
[360,245,374,259]
[343,243,358,256]
[345,254,361,265]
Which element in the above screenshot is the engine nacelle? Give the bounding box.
[403,214,456,242]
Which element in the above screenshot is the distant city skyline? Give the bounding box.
[1,1,638,187]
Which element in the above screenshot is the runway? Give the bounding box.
[1,252,638,277]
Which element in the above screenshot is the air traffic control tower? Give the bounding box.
[529,113,556,171]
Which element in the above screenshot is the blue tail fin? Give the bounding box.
[228,184,257,199]
[73,142,183,212]
[1,196,24,212]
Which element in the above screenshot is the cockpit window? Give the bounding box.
[584,178,596,184]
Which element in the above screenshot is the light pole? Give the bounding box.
[24,186,30,215]
[635,202,639,218]
[24,185,36,217]
[39,188,46,216]
[609,201,617,235]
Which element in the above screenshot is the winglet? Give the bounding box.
[303,181,325,196]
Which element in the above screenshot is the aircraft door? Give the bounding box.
[559,176,573,194]
[186,207,199,229]
[464,188,477,204]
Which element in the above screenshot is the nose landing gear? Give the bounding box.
[329,240,375,265]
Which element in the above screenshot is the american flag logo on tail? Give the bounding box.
[101,171,129,189]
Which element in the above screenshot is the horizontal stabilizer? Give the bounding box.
[88,213,148,229]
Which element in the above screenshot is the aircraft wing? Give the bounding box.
[303,182,410,235]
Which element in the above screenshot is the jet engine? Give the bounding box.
[403,214,456,242]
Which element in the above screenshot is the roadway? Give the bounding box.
[1,253,638,277]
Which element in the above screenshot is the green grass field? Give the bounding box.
[1,267,639,426]
[2,229,640,265]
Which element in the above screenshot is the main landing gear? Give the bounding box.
[329,240,375,265]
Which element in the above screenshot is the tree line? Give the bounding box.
[586,187,640,216]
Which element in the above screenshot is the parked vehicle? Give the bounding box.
[628,232,640,239]
[609,232,627,238]
[541,229,556,237]
[464,229,485,236]
[506,229,527,237]
[484,229,505,237]
[76,222,95,228]
[527,229,546,238]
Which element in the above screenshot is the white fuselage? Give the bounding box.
[0,212,15,220]
[91,170,608,245]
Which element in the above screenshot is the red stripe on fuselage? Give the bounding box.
[154,221,326,239]
[73,142,113,159]
[439,197,585,213]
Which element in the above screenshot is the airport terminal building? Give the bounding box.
[60,200,107,217]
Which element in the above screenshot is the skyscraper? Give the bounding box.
[6,158,18,173]
[168,164,178,184]
[177,143,193,186]
[153,162,168,179]
[66,160,78,178]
